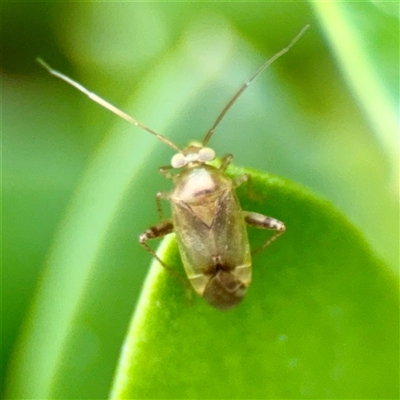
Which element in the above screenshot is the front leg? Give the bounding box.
[244,211,286,255]
[139,220,191,291]
[159,165,175,180]
[155,191,170,221]
[219,153,233,172]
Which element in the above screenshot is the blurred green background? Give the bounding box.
[2,2,398,399]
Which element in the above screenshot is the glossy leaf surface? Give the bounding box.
[111,166,398,399]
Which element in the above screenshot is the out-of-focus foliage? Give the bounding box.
[2,2,398,399]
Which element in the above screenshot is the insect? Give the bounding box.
[37,25,309,310]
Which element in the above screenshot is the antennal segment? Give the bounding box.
[202,24,310,146]
[36,58,182,153]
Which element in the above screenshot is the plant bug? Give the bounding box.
[37,25,309,310]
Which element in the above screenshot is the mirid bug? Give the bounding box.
[37,25,309,310]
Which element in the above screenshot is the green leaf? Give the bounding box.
[111,165,398,399]
[3,4,397,399]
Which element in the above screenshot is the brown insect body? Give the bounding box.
[171,162,251,309]
[37,25,308,310]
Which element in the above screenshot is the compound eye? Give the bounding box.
[171,153,186,168]
[198,147,216,162]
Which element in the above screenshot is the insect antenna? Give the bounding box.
[202,24,310,146]
[36,58,182,153]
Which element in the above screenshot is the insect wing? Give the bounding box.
[171,168,251,296]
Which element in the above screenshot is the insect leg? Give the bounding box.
[233,173,249,188]
[219,154,234,172]
[244,211,286,255]
[223,157,261,201]
[155,192,169,221]
[215,156,258,199]
[139,221,191,291]
[233,173,267,204]
[159,165,174,180]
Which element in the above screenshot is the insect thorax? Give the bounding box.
[171,164,232,202]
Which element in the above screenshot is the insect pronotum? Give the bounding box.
[37,25,309,310]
